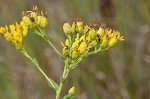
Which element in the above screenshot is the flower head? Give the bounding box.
[63,22,71,35]
[61,21,124,60]
[0,21,28,50]
[22,6,48,30]
[61,39,70,56]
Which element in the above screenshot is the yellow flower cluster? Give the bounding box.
[62,21,124,60]
[0,6,48,50]
[0,21,28,50]
[22,6,48,29]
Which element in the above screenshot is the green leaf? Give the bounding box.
[47,78,59,91]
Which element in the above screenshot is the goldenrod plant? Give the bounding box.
[0,6,124,99]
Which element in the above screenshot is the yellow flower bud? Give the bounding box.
[62,47,69,56]
[38,16,48,29]
[76,21,83,33]
[78,42,87,53]
[71,22,76,34]
[97,28,105,38]
[14,38,23,50]
[68,86,75,95]
[72,41,79,49]
[88,28,97,40]
[65,39,70,46]
[20,21,28,38]
[0,27,5,33]
[100,39,108,49]
[29,17,37,29]
[72,50,79,60]
[63,22,71,34]
[61,40,70,57]
[4,32,13,42]
[108,37,117,48]
[22,16,30,27]
[10,24,15,32]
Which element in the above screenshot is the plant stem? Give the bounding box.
[34,29,63,58]
[88,48,101,55]
[56,60,70,99]
[88,47,109,55]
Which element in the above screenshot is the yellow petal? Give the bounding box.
[10,24,15,32]
[65,39,70,46]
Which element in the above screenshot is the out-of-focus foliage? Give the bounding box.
[0,0,150,99]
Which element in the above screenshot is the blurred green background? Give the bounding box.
[0,0,150,99]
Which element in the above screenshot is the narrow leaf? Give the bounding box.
[46,78,59,91]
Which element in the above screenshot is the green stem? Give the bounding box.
[56,60,70,99]
[88,47,110,55]
[34,29,63,58]
[88,48,101,55]
[43,33,63,57]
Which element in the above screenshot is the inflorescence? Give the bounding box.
[0,21,28,50]
[22,6,48,30]
[0,6,48,50]
[62,21,124,61]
